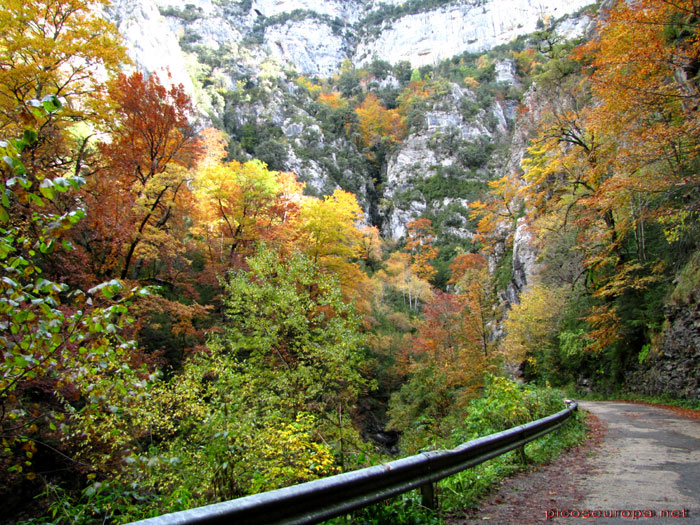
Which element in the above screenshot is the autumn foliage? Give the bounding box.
[355,93,405,149]
[77,72,201,283]
[468,0,700,385]
[9,0,693,520]
[0,0,125,135]
[404,218,439,281]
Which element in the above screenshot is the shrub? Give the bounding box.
[456,375,570,440]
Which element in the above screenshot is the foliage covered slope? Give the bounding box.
[1,0,699,523]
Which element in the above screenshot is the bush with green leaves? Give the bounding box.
[335,376,585,522]
[437,377,585,512]
[454,374,569,441]
[20,480,197,525]
[94,246,375,521]
[158,4,203,22]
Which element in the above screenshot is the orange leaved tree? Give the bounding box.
[388,290,487,452]
[78,72,201,283]
[404,218,439,282]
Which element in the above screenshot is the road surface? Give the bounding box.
[449,401,700,524]
[561,401,700,524]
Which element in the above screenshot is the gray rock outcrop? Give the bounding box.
[382,82,509,239]
[504,219,540,305]
[627,283,700,400]
[264,20,348,77]
[355,0,592,67]
[109,0,195,95]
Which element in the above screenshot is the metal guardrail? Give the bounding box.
[131,401,578,525]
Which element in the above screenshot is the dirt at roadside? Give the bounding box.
[445,412,606,524]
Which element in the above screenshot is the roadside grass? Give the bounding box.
[438,411,588,513]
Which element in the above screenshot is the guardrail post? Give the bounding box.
[420,482,437,510]
[518,444,527,465]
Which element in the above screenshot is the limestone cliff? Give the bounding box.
[108,0,593,95]
[106,0,594,252]
[355,0,592,68]
[382,75,513,240]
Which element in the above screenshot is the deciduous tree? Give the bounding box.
[404,218,439,282]
[355,93,405,149]
[388,291,486,452]
[80,72,200,282]
[449,252,494,356]
[193,156,302,268]
[0,0,126,136]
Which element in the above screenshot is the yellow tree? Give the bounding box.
[517,3,700,351]
[297,189,374,311]
[512,30,643,351]
[575,0,700,350]
[469,175,522,254]
[298,189,363,265]
[193,157,303,267]
[0,0,128,265]
[519,127,659,354]
[520,113,638,350]
[396,77,432,117]
[0,0,126,136]
[500,283,568,376]
[355,93,405,149]
[374,252,433,311]
[584,0,700,156]
[581,0,700,245]
[357,225,384,270]
[318,91,349,109]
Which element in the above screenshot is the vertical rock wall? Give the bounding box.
[627,286,700,400]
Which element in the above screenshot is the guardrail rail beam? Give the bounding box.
[129,401,578,525]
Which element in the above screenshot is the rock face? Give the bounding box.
[503,219,540,305]
[220,82,373,209]
[252,0,362,22]
[355,0,592,67]
[157,0,243,50]
[108,0,195,95]
[494,85,548,305]
[109,0,594,83]
[264,20,348,77]
[382,81,510,239]
[627,287,700,400]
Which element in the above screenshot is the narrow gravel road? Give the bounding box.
[449,401,700,524]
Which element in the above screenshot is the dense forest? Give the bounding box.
[1,0,699,522]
